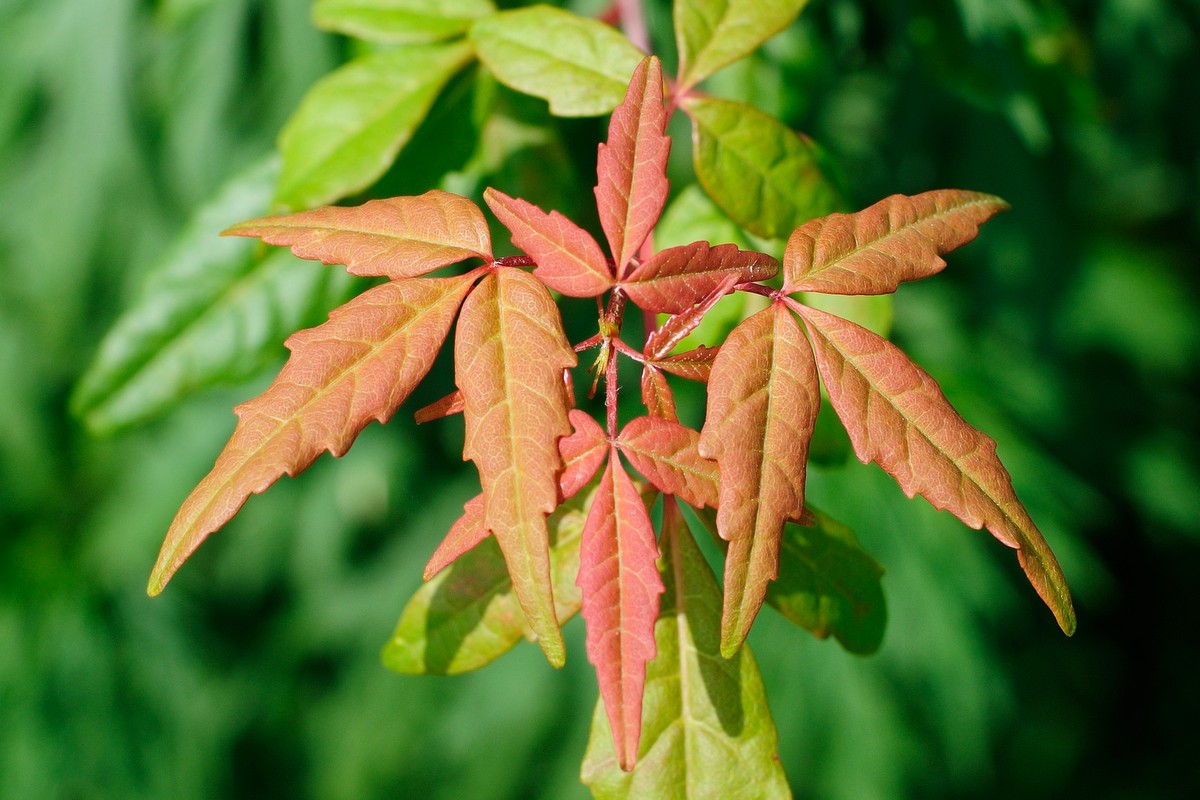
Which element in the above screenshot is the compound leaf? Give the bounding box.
[471,6,645,117]
[225,190,492,279]
[783,190,1009,295]
[595,56,670,275]
[276,41,473,210]
[623,241,776,313]
[698,303,820,656]
[484,188,612,297]
[795,303,1076,635]
[684,96,841,240]
[675,0,810,89]
[582,501,790,797]
[313,0,495,43]
[148,274,475,595]
[618,416,719,510]
[457,269,578,665]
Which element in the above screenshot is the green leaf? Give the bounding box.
[313,0,495,43]
[470,6,645,117]
[675,0,809,89]
[581,501,790,797]
[684,96,842,240]
[382,488,589,675]
[276,41,474,210]
[71,157,351,434]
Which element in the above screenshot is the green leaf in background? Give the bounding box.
[683,96,842,240]
[581,502,790,798]
[313,0,495,44]
[675,0,809,89]
[71,157,352,434]
[470,6,645,117]
[276,41,474,209]
[381,487,590,676]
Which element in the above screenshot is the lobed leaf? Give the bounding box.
[595,56,670,276]
[385,489,589,676]
[675,0,810,89]
[456,269,578,665]
[276,41,473,210]
[698,303,820,656]
[313,0,495,44]
[483,188,612,297]
[226,190,493,279]
[618,416,719,510]
[684,96,841,240]
[470,6,646,117]
[795,303,1076,634]
[581,501,790,797]
[578,449,664,771]
[623,241,777,313]
[782,190,1010,295]
[148,275,475,595]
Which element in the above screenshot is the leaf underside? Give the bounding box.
[149,274,474,595]
[796,303,1075,634]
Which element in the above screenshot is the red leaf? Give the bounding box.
[795,302,1076,634]
[782,190,1009,295]
[484,188,613,297]
[224,190,493,278]
[618,416,719,510]
[149,275,475,594]
[698,303,820,655]
[456,269,579,665]
[424,494,488,580]
[578,448,664,771]
[623,241,777,313]
[654,347,719,382]
[643,273,738,360]
[639,366,678,421]
[594,56,671,276]
[561,409,610,500]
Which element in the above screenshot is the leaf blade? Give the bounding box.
[456,269,578,665]
[148,275,474,594]
[675,0,810,89]
[624,241,777,313]
[313,0,495,43]
[796,303,1076,634]
[783,190,1010,294]
[617,416,719,510]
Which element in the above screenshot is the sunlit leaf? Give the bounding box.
[483,188,612,297]
[582,501,790,796]
[560,409,610,500]
[579,449,664,771]
[639,366,678,421]
[623,241,776,313]
[385,489,589,675]
[148,274,475,595]
[617,416,719,510]
[423,494,488,579]
[684,95,841,239]
[698,303,820,656]
[782,190,1009,294]
[471,6,645,117]
[675,0,810,89]
[276,41,473,210]
[457,269,578,665]
[313,0,495,43]
[795,302,1076,634]
[595,56,670,275]
[225,190,492,278]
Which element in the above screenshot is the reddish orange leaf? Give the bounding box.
[795,302,1076,634]
[698,303,820,656]
[782,190,1009,295]
[618,416,718,510]
[578,448,664,771]
[643,273,737,361]
[594,56,670,276]
[654,347,718,382]
[425,494,488,580]
[149,275,475,594]
[639,366,678,421]
[560,409,610,500]
[414,389,463,424]
[484,188,613,297]
[224,190,492,278]
[456,269,579,665]
[624,241,777,313]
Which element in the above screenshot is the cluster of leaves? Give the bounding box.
[80,1,1076,795]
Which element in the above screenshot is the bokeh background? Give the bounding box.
[2,0,1197,797]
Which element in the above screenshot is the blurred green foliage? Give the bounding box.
[2,0,1197,797]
